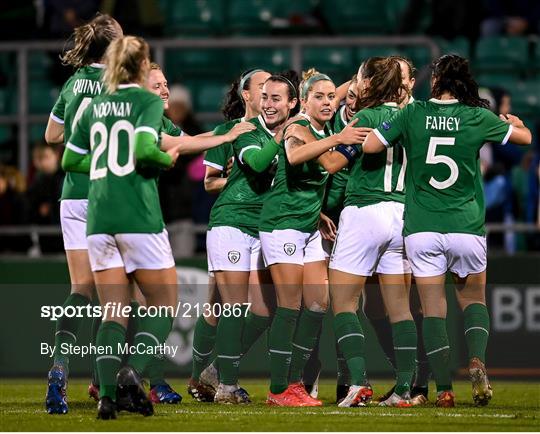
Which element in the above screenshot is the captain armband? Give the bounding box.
[335,144,359,162]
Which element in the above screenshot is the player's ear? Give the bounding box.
[241,89,250,105]
[288,98,298,110]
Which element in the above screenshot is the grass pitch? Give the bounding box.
[0,379,538,431]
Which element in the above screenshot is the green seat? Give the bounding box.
[303,47,354,82]
[475,37,528,73]
[193,81,230,112]
[355,46,407,65]
[509,81,540,117]
[228,0,274,35]
[384,0,410,30]
[239,48,291,72]
[28,51,53,80]
[28,81,59,114]
[0,125,11,143]
[534,40,540,71]
[272,0,318,19]
[29,123,47,144]
[163,0,225,36]
[0,88,16,115]
[476,73,515,89]
[405,46,432,68]
[436,37,471,59]
[321,0,392,34]
[165,49,237,82]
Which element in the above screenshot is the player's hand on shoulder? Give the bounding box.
[227,121,256,141]
[338,118,372,145]
[285,124,313,144]
[499,113,525,128]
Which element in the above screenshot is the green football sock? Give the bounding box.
[336,342,351,386]
[96,321,126,399]
[241,312,271,356]
[268,307,299,394]
[413,312,430,388]
[333,312,367,386]
[146,354,166,387]
[463,303,490,363]
[423,317,452,392]
[289,309,325,383]
[91,314,102,386]
[53,293,91,370]
[191,316,217,381]
[392,320,417,396]
[215,315,244,385]
[369,316,396,370]
[128,315,173,376]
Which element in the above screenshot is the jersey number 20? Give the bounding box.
[90,120,135,180]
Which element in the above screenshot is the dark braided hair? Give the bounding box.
[355,56,406,110]
[221,68,266,121]
[431,54,489,108]
[266,69,301,115]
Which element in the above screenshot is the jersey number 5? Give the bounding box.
[90,120,135,180]
[426,137,458,190]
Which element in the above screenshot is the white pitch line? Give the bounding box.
[172,409,520,419]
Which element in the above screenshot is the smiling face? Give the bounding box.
[146,68,169,109]
[261,80,297,130]
[243,71,271,116]
[302,80,336,128]
[344,81,358,120]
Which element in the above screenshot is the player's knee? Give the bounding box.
[307,300,328,313]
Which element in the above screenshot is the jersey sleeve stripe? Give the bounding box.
[50,113,65,124]
[66,142,89,155]
[135,126,159,142]
[203,160,224,171]
[238,145,262,164]
[501,124,513,145]
[373,128,390,147]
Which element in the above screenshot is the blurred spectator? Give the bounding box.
[484,162,513,250]
[0,165,27,225]
[480,86,525,171]
[481,0,540,36]
[166,85,204,136]
[26,143,63,225]
[0,165,31,252]
[158,85,203,224]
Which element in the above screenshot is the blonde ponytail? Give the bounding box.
[102,36,150,94]
[61,14,122,68]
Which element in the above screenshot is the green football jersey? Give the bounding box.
[323,105,350,220]
[259,117,329,233]
[345,103,406,208]
[52,64,104,200]
[68,84,166,235]
[209,115,277,237]
[376,98,512,236]
[203,119,241,171]
[161,116,182,137]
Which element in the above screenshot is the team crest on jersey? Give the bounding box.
[382,121,391,130]
[228,251,241,264]
[283,243,296,256]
